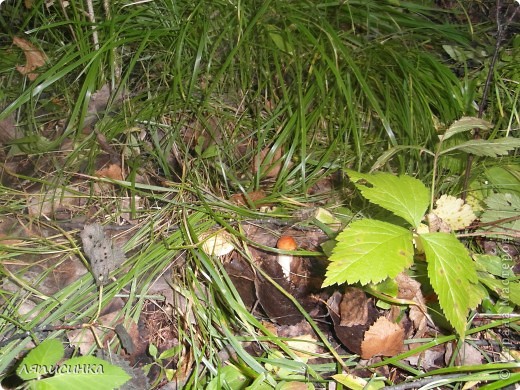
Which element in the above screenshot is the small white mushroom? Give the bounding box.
[276,235,297,280]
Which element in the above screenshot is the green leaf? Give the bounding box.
[370,278,399,297]
[478,275,520,306]
[266,24,294,55]
[346,169,429,227]
[484,165,520,194]
[158,345,182,360]
[206,364,249,390]
[332,374,385,390]
[474,254,515,278]
[480,193,520,239]
[201,144,219,159]
[18,339,65,380]
[420,233,483,336]
[441,137,520,157]
[440,116,493,141]
[323,219,414,287]
[33,356,131,390]
[149,344,158,359]
[370,145,434,172]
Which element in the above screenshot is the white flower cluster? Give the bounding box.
[432,195,476,231]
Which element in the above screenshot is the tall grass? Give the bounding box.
[1,0,516,387]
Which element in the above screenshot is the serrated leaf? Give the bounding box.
[346,169,429,227]
[370,145,433,172]
[441,117,493,141]
[420,233,482,336]
[18,339,64,380]
[483,192,520,213]
[34,356,131,390]
[441,137,520,157]
[323,219,414,287]
[484,166,520,194]
[480,193,520,239]
[474,254,515,278]
[478,275,520,306]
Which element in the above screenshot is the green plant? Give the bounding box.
[324,145,520,335]
[14,339,130,390]
[144,343,180,385]
[323,169,480,336]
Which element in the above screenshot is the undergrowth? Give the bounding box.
[0,0,518,389]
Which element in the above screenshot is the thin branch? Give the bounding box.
[462,1,520,199]
[85,0,99,50]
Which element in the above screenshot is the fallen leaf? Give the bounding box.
[360,317,404,359]
[404,345,446,371]
[340,287,369,327]
[252,146,284,179]
[200,231,235,257]
[229,190,267,207]
[332,373,370,389]
[95,163,123,180]
[224,255,256,310]
[285,334,319,360]
[0,112,20,144]
[396,273,428,339]
[68,311,121,355]
[445,341,483,366]
[26,184,86,218]
[327,291,379,355]
[83,85,114,130]
[277,320,320,360]
[13,36,47,81]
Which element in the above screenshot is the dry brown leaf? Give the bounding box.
[395,273,428,338]
[229,190,267,207]
[445,342,483,366]
[252,146,284,179]
[68,311,120,355]
[83,85,115,130]
[95,163,123,180]
[327,290,379,355]
[13,36,47,81]
[360,317,404,359]
[0,113,20,144]
[0,217,28,245]
[277,320,320,359]
[171,347,195,387]
[404,345,446,371]
[26,185,85,218]
[340,287,369,327]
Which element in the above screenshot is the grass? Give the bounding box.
[1,0,519,388]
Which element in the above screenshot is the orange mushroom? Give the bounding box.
[276,235,297,279]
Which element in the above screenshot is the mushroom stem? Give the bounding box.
[277,254,292,280]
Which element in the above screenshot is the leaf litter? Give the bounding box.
[0,171,517,387]
[0,39,518,390]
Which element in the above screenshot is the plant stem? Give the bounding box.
[462,0,520,199]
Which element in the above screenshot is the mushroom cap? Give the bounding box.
[277,235,297,250]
